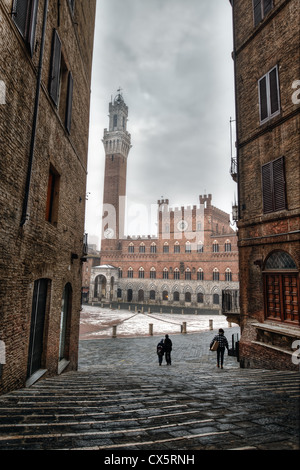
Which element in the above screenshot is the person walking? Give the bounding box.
[210,328,229,369]
[164,334,172,365]
[157,339,165,366]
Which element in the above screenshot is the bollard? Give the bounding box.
[110,304,112,309]
[160,308,162,314]
[171,309,173,314]
[149,323,153,336]
[135,306,137,312]
[142,307,144,313]
[182,322,187,334]
[118,304,120,309]
[195,310,197,315]
[148,307,151,313]
[209,319,213,330]
[181,309,184,314]
[228,321,232,328]
[112,325,117,338]
[128,305,131,311]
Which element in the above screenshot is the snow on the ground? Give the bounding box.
[79,304,234,339]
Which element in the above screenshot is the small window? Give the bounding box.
[46,165,60,225]
[174,243,180,253]
[139,243,145,253]
[197,268,204,281]
[259,66,280,124]
[262,157,286,214]
[174,268,180,280]
[213,268,219,281]
[163,268,168,280]
[127,267,133,278]
[138,267,145,279]
[213,241,219,253]
[128,243,134,253]
[113,114,118,128]
[12,0,38,56]
[150,243,156,253]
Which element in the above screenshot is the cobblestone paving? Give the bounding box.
[0,328,299,451]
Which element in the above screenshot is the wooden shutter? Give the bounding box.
[259,76,268,122]
[253,0,262,26]
[269,67,279,115]
[263,0,273,16]
[65,72,73,133]
[49,30,62,106]
[27,0,39,57]
[262,161,273,213]
[273,157,286,211]
[12,0,29,37]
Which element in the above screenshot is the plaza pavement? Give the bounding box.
[0,326,299,453]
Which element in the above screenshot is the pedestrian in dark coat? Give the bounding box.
[164,334,172,365]
[210,328,229,369]
[157,339,165,366]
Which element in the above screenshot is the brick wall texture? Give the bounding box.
[0,0,96,394]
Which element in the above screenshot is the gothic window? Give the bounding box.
[127,267,133,278]
[197,268,204,281]
[197,292,204,303]
[118,268,122,279]
[138,267,145,279]
[173,291,179,302]
[185,242,191,253]
[174,242,180,253]
[259,66,280,124]
[197,242,204,253]
[12,0,38,56]
[253,0,273,27]
[185,268,191,280]
[150,290,156,300]
[163,268,169,280]
[213,268,219,281]
[185,292,191,303]
[225,268,232,282]
[163,243,169,253]
[263,251,299,325]
[150,243,157,253]
[150,267,156,279]
[213,293,220,305]
[113,114,117,128]
[139,243,145,253]
[262,156,286,214]
[174,268,180,280]
[163,291,169,301]
[225,240,231,252]
[213,241,219,253]
[128,243,134,253]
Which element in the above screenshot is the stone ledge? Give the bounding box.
[252,322,300,339]
[25,369,47,388]
[251,341,294,356]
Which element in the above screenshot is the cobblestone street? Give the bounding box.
[0,327,299,453]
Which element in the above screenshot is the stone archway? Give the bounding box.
[94,275,107,300]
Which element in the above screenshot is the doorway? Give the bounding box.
[27,279,49,379]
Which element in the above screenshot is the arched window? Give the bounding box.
[197,268,204,280]
[150,267,156,279]
[118,267,122,278]
[150,242,157,253]
[185,241,191,253]
[163,267,168,279]
[185,268,191,280]
[127,267,133,278]
[138,267,145,279]
[213,268,219,281]
[128,242,134,253]
[174,241,180,253]
[117,288,122,298]
[197,292,204,303]
[163,290,169,301]
[139,243,145,253]
[225,268,232,281]
[174,268,180,280]
[173,291,179,301]
[197,241,204,253]
[150,290,156,300]
[213,293,220,304]
[163,242,169,253]
[213,240,219,253]
[185,291,191,302]
[264,251,299,325]
[225,240,231,252]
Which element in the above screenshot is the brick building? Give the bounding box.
[89,93,239,310]
[229,0,300,370]
[0,0,96,394]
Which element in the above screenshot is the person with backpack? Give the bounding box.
[210,328,229,369]
[164,334,172,365]
[157,339,165,366]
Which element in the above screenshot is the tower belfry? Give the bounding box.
[101,91,132,247]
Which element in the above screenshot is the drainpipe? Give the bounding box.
[20,0,49,227]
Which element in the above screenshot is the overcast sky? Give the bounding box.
[85,0,236,248]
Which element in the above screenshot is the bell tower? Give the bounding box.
[101,90,131,249]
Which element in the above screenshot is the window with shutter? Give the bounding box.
[262,157,286,214]
[65,73,73,134]
[12,0,38,56]
[258,66,280,124]
[253,0,273,27]
[49,30,62,106]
